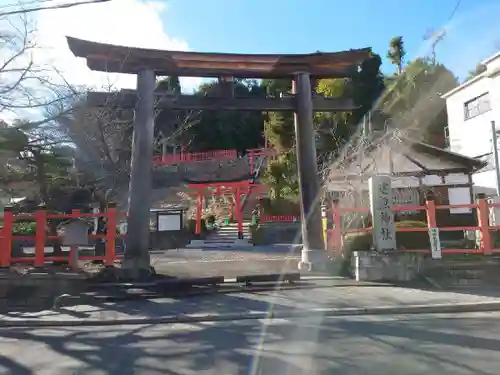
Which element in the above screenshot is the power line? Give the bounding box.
[0,0,111,17]
[423,0,462,64]
[447,0,462,22]
[0,0,53,11]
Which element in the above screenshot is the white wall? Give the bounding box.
[444,55,500,193]
[445,78,495,157]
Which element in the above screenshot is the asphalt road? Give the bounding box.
[1,311,500,375]
[4,248,500,374]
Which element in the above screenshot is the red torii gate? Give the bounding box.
[188,180,262,239]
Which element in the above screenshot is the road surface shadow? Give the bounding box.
[1,314,500,374]
[84,283,335,320]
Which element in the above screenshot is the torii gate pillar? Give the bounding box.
[123,68,155,277]
[293,72,326,271]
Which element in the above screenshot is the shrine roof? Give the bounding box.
[328,132,486,182]
[66,36,371,78]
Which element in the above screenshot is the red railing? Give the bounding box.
[260,215,300,223]
[153,149,237,165]
[0,205,122,268]
[153,148,272,166]
[325,198,499,255]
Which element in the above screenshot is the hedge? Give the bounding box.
[0,221,37,236]
[343,220,429,252]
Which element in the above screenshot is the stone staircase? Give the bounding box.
[152,153,267,249]
[188,221,252,248]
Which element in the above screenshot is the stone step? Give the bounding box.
[210,229,250,234]
[215,232,250,236]
[206,236,249,240]
[210,232,250,235]
[208,237,249,241]
[215,225,251,228]
[204,238,237,243]
[216,229,250,232]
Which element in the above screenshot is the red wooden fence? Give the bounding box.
[260,215,300,223]
[0,205,121,268]
[2,198,499,267]
[153,149,237,165]
[153,148,272,166]
[325,198,499,255]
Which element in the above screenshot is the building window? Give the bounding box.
[464,93,491,120]
[444,126,450,148]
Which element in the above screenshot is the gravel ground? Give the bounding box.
[148,248,303,278]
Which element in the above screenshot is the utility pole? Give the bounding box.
[491,120,500,196]
[424,29,446,65]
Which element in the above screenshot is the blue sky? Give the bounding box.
[160,0,500,79]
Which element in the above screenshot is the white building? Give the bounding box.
[442,51,500,196]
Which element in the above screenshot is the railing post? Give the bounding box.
[331,199,342,256]
[105,202,117,266]
[69,209,80,269]
[425,196,437,229]
[228,198,233,222]
[249,150,255,176]
[34,207,46,267]
[195,191,203,236]
[477,196,492,255]
[425,193,442,258]
[1,206,14,267]
[234,187,244,239]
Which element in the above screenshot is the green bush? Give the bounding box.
[343,220,429,253]
[12,222,37,236]
[259,198,300,216]
[394,220,427,228]
[205,214,216,224]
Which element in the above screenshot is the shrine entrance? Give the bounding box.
[66,36,370,276]
[188,180,262,243]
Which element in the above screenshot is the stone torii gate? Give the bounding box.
[66,37,370,277]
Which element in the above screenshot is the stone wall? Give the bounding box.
[351,251,425,282]
[0,270,88,311]
[149,231,191,249]
[254,222,301,245]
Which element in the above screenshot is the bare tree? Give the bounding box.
[50,86,201,203]
[0,12,71,119]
